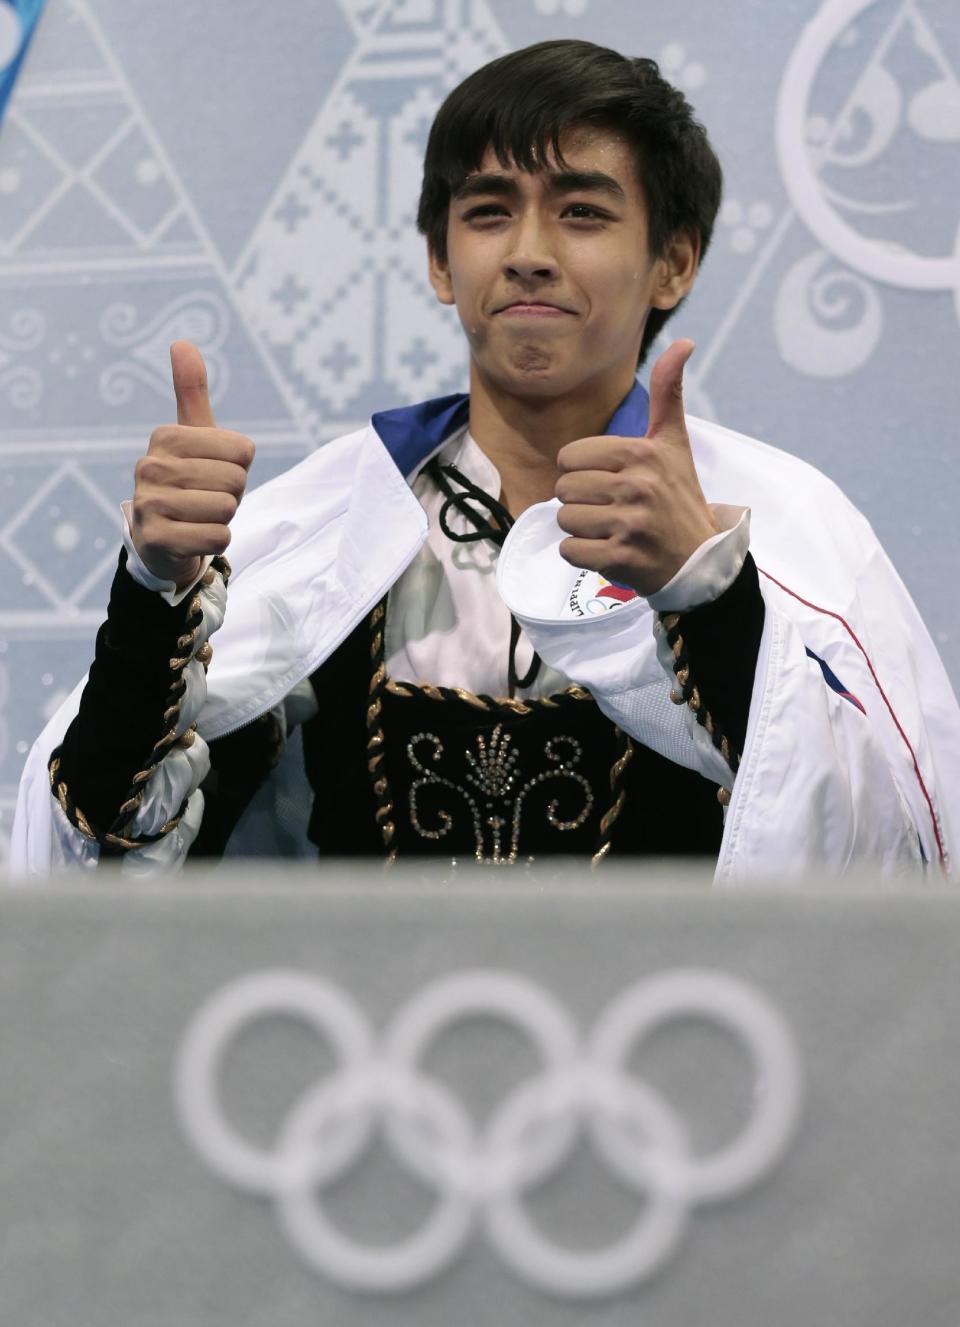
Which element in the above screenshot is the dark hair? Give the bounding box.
[417,39,723,367]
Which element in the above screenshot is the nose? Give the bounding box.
[503,211,558,285]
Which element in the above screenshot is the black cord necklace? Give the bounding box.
[424,456,542,694]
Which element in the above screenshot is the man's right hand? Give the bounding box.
[130,341,255,589]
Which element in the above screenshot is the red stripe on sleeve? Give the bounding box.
[758,568,946,869]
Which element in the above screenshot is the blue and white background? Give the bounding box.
[0,0,957,859]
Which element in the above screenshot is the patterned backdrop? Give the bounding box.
[0,0,958,860]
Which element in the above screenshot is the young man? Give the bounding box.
[12,40,960,878]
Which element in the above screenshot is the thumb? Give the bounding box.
[646,338,695,439]
[171,340,216,427]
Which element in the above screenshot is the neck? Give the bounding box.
[467,365,636,516]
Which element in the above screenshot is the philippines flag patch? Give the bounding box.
[595,581,638,605]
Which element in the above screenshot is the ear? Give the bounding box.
[427,239,456,307]
[649,230,701,311]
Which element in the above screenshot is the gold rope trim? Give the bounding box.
[609,739,634,792]
[659,610,741,811]
[384,677,591,713]
[591,726,636,866]
[48,557,229,853]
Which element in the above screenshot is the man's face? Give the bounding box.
[429,126,696,400]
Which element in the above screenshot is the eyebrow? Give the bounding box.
[453,169,627,204]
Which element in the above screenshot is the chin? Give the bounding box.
[483,348,581,397]
[512,342,556,374]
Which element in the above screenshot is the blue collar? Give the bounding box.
[371,380,651,478]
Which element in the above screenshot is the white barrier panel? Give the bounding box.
[0,863,955,1326]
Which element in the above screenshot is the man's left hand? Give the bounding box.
[555,339,720,598]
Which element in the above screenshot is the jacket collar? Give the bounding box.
[371,379,651,477]
[202,379,654,740]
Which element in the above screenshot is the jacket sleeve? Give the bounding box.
[654,552,766,782]
[10,551,231,876]
[497,502,957,881]
[713,555,953,881]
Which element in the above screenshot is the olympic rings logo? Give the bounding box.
[175,968,803,1299]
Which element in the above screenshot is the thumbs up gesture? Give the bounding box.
[130,342,255,590]
[554,340,719,598]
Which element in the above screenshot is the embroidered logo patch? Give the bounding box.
[564,569,639,619]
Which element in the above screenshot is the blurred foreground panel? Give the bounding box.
[0,861,956,1325]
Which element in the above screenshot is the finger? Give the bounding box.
[554,470,620,504]
[171,340,216,428]
[557,436,635,474]
[146,488,240,526]
[556,503,617,540]
[646,338,695,439]
[143,520,232,559]
[148,426,255,469]
[168,458,249,497]
[139,455,250,498]
[557,535,615,572]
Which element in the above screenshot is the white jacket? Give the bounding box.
[11,386,960,881]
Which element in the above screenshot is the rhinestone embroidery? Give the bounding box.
[465,725,518,800]
[406,723,594,865]
[365,596,633,867]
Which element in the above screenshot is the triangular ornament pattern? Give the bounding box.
[233,0,508,430]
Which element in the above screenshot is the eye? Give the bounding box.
[563,203,608,220]
[463,203,509,221]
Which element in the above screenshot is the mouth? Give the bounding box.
[495,300,576,317]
